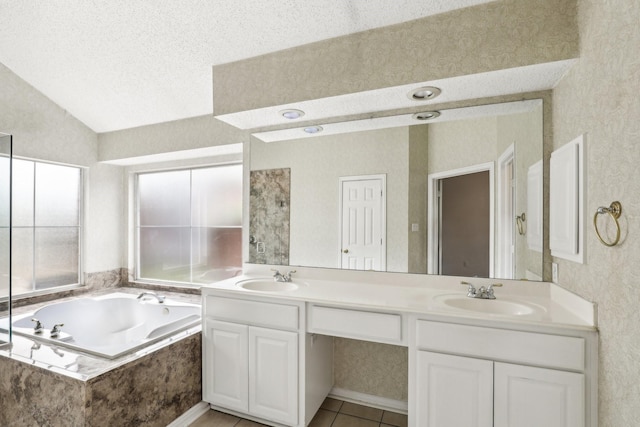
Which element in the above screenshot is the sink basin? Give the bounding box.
[236,279,300,292]
[435,294,540,316]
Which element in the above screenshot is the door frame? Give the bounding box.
[496,144,515,279]
[427,162,494,276]
[338,174,387,271]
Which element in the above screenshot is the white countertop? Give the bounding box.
[202,265,597,333]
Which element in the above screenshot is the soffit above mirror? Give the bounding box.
[217,60,574,131]
[212,0,578,120]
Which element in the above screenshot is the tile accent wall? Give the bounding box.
[249,168,291,265]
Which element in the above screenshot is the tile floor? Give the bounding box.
[189,397,408,427]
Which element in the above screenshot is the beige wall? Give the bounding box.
[97,114,246,162]
[552,0,640,424]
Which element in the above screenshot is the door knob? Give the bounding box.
[343,249,349,253]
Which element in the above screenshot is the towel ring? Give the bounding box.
[516,213,526,236]
[593,201,622,247]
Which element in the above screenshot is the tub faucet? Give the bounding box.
[50,323,64,338]
[137,292,165,304]
[31,318,44,334]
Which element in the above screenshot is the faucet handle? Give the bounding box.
[461,281,477,297]
[486,283,503,299]
[50,323,64,338]
[31,318,44,334]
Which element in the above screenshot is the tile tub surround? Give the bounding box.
[10,268,128,309]
[0,288,202,426]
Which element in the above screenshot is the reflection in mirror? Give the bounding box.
[249,100,544,281]
[0,133,12,346]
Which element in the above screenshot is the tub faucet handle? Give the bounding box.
[31,318,44,334]
[50,323,64,338]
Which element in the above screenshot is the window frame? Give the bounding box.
[9,157,84,299]
[133,162,243,286]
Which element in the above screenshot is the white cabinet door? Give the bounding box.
[494,362,585,427]
[416,351,493,427]
[249,326,298,426]
[203,320,249,412]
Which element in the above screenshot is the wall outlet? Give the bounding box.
[411,223,419,232]
[552,262,559,283]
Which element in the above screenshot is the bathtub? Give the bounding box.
[11,292,201,359]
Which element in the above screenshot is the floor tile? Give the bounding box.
[236,419,268,426]
[320,397,344,412]
[381,411,408,427]
[332,413,380,427]
[340,402,384,422]
[188,409,241,427]
[309,408,338,427]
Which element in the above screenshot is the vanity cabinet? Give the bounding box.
[202,295,303,426]
[204,319,298,425]
[411,319,595,427]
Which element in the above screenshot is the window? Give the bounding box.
[136,164,242,285]
[0,159,82,296]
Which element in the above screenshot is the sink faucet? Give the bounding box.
[137,291,166,303]
[460,281,502,299]
[271,269,296,282]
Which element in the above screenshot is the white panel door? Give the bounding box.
[249,326,298,426]
[340,176,385,270]
[416,351,493,427]
[203,320,249,412]
[494,362,585,427]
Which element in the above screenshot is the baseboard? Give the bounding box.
[167,401,210,427]
[329,387,408,414]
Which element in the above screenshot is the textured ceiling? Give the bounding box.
[0,0,495,133]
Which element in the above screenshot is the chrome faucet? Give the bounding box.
[31,318,44,334]
[50,323,64,338]
[271,269,296,282]
[137,291,166,303]
[461,281,503,299]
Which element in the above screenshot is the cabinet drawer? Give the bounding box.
[206,296,299,330]
[309,305,402,344]
[415,320,584,371]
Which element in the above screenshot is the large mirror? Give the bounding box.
[249,100,546,281]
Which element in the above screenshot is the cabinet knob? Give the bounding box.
[343,249,349,253]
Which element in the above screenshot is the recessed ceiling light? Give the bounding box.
[407,86,441,101]
[303,126,323,134]
[412,111,441,121]
[280,109,305,119]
